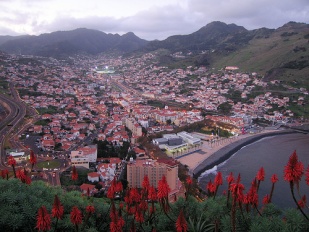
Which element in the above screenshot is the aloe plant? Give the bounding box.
[188,215,214,232]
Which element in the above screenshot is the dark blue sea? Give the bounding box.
[198,133,309,210]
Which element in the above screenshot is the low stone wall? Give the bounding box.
[192,130,297,179]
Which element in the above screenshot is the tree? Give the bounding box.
[217,102,232,115]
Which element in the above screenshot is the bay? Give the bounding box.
[198,133,309,210]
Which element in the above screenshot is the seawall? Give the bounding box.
[192,130,297,179]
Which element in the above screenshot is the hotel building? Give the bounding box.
[127,158,179,193]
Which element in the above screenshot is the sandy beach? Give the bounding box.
[176,129,296,177]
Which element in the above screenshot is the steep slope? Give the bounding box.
[0,35,30,46]
[143,21,251,53]
[210,22,309,88]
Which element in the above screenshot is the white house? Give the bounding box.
[87,172,100,182]
[70,145,98,169]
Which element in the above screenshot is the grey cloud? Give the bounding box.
[39,16,122,34]
[0,27,22,36]
[31,4,197,40]
[188,0,309,29]
[1,0,308,40]
[106,5,202,40]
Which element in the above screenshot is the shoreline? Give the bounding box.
[176,129,298,179]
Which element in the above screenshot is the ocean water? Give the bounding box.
[198,133,309,210]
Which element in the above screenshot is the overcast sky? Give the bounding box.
[0,0,308,40]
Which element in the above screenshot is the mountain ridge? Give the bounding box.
[0,21,308,88]
[0,28,148,58]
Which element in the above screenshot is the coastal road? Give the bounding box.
[0,84,27,169]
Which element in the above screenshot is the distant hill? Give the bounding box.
[209,22,309,88]
[0,28,148,58]
[0,35,30,46]
[143,21,309,88]
[0,22,308,88]
[143,21,254,52]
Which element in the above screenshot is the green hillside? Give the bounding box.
[211,22,309,88]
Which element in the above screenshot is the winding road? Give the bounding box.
[0,83,27,168]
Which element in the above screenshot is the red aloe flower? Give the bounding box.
[86,205,95,214]
[176,209,187,232]
[284,150,304,185]
[256,167,265,192]
[109,202,124,232]
[70,206,83,225]
[29,150,37,169]
[185,176,193,200]
[227,172,234,185]
[284,151,308,221]
[8,155,17,178]
[1,169,9,179]
[124,189,132,205]
[256,167,265,181]
[214,171,223,186]
[186,176,193,185]
[263,194,270,205]
[271,174,278,183]
[36,206,51,232]
[230,174,245,202]
[298,195,306,209]
[8,155,16,166]
[52,195,64,219]
[139,199,148,211]
[226,172,234,207]
[148,186,157,201]
[206,180,216,194]
[25,176,31,185]
[142,175,150,191]
[246,179,258,207]
[206,180,212,192]
[157,175,171,214]
[71,166,78,181]
[110,202,117,222]
[157,175,170,199]
[107,177,118,199]
[305,165,309,186]
[135,205,144,223]
[16,168,26,182]
[130,187,141,203]
[110,221,118,232]
[115,181,123,193]
[214,171,223,198]
[268,174,278,203]
[118,216,125,229]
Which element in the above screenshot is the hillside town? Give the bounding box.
[0,51,308,199]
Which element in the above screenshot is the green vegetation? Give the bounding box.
[211,26,309,88]
[34,119,51,126]
[288,102,309,118]
[1,177,309,232]
[36,106,64,115]
[0,79,9,90]
[147,100,165,108]
[217,102,233,115]
[36,160,61,169]
[60,167,90,186]
[94,139,130,159]
[17,88,44,98]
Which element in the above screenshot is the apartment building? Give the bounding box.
[127,158,179,193]
[70,145,97,169]
[125,117,143,136]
